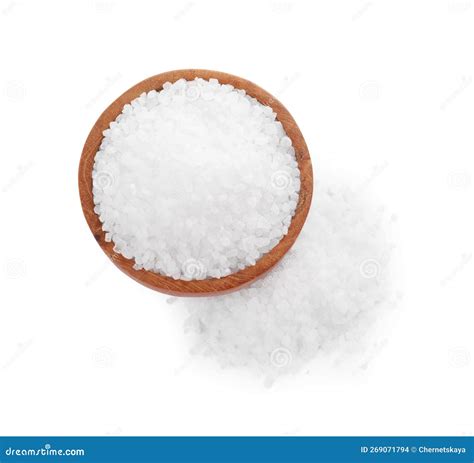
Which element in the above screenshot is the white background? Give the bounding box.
[0,0,473,436]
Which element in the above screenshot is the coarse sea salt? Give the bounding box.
[178,181,398,385]
[92,78,300,280]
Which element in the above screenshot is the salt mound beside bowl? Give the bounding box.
[78,69,313,296]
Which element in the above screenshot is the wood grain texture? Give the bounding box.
[78,69,313,296]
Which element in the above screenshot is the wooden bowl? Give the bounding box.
[79,69,313,296]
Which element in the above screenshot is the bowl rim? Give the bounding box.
[78,69,313,296]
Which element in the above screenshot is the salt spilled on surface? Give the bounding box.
[92,78,300,280]
[174,180,398,386]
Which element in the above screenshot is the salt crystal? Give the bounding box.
[93,78,300,280]
[181,182,397,383]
